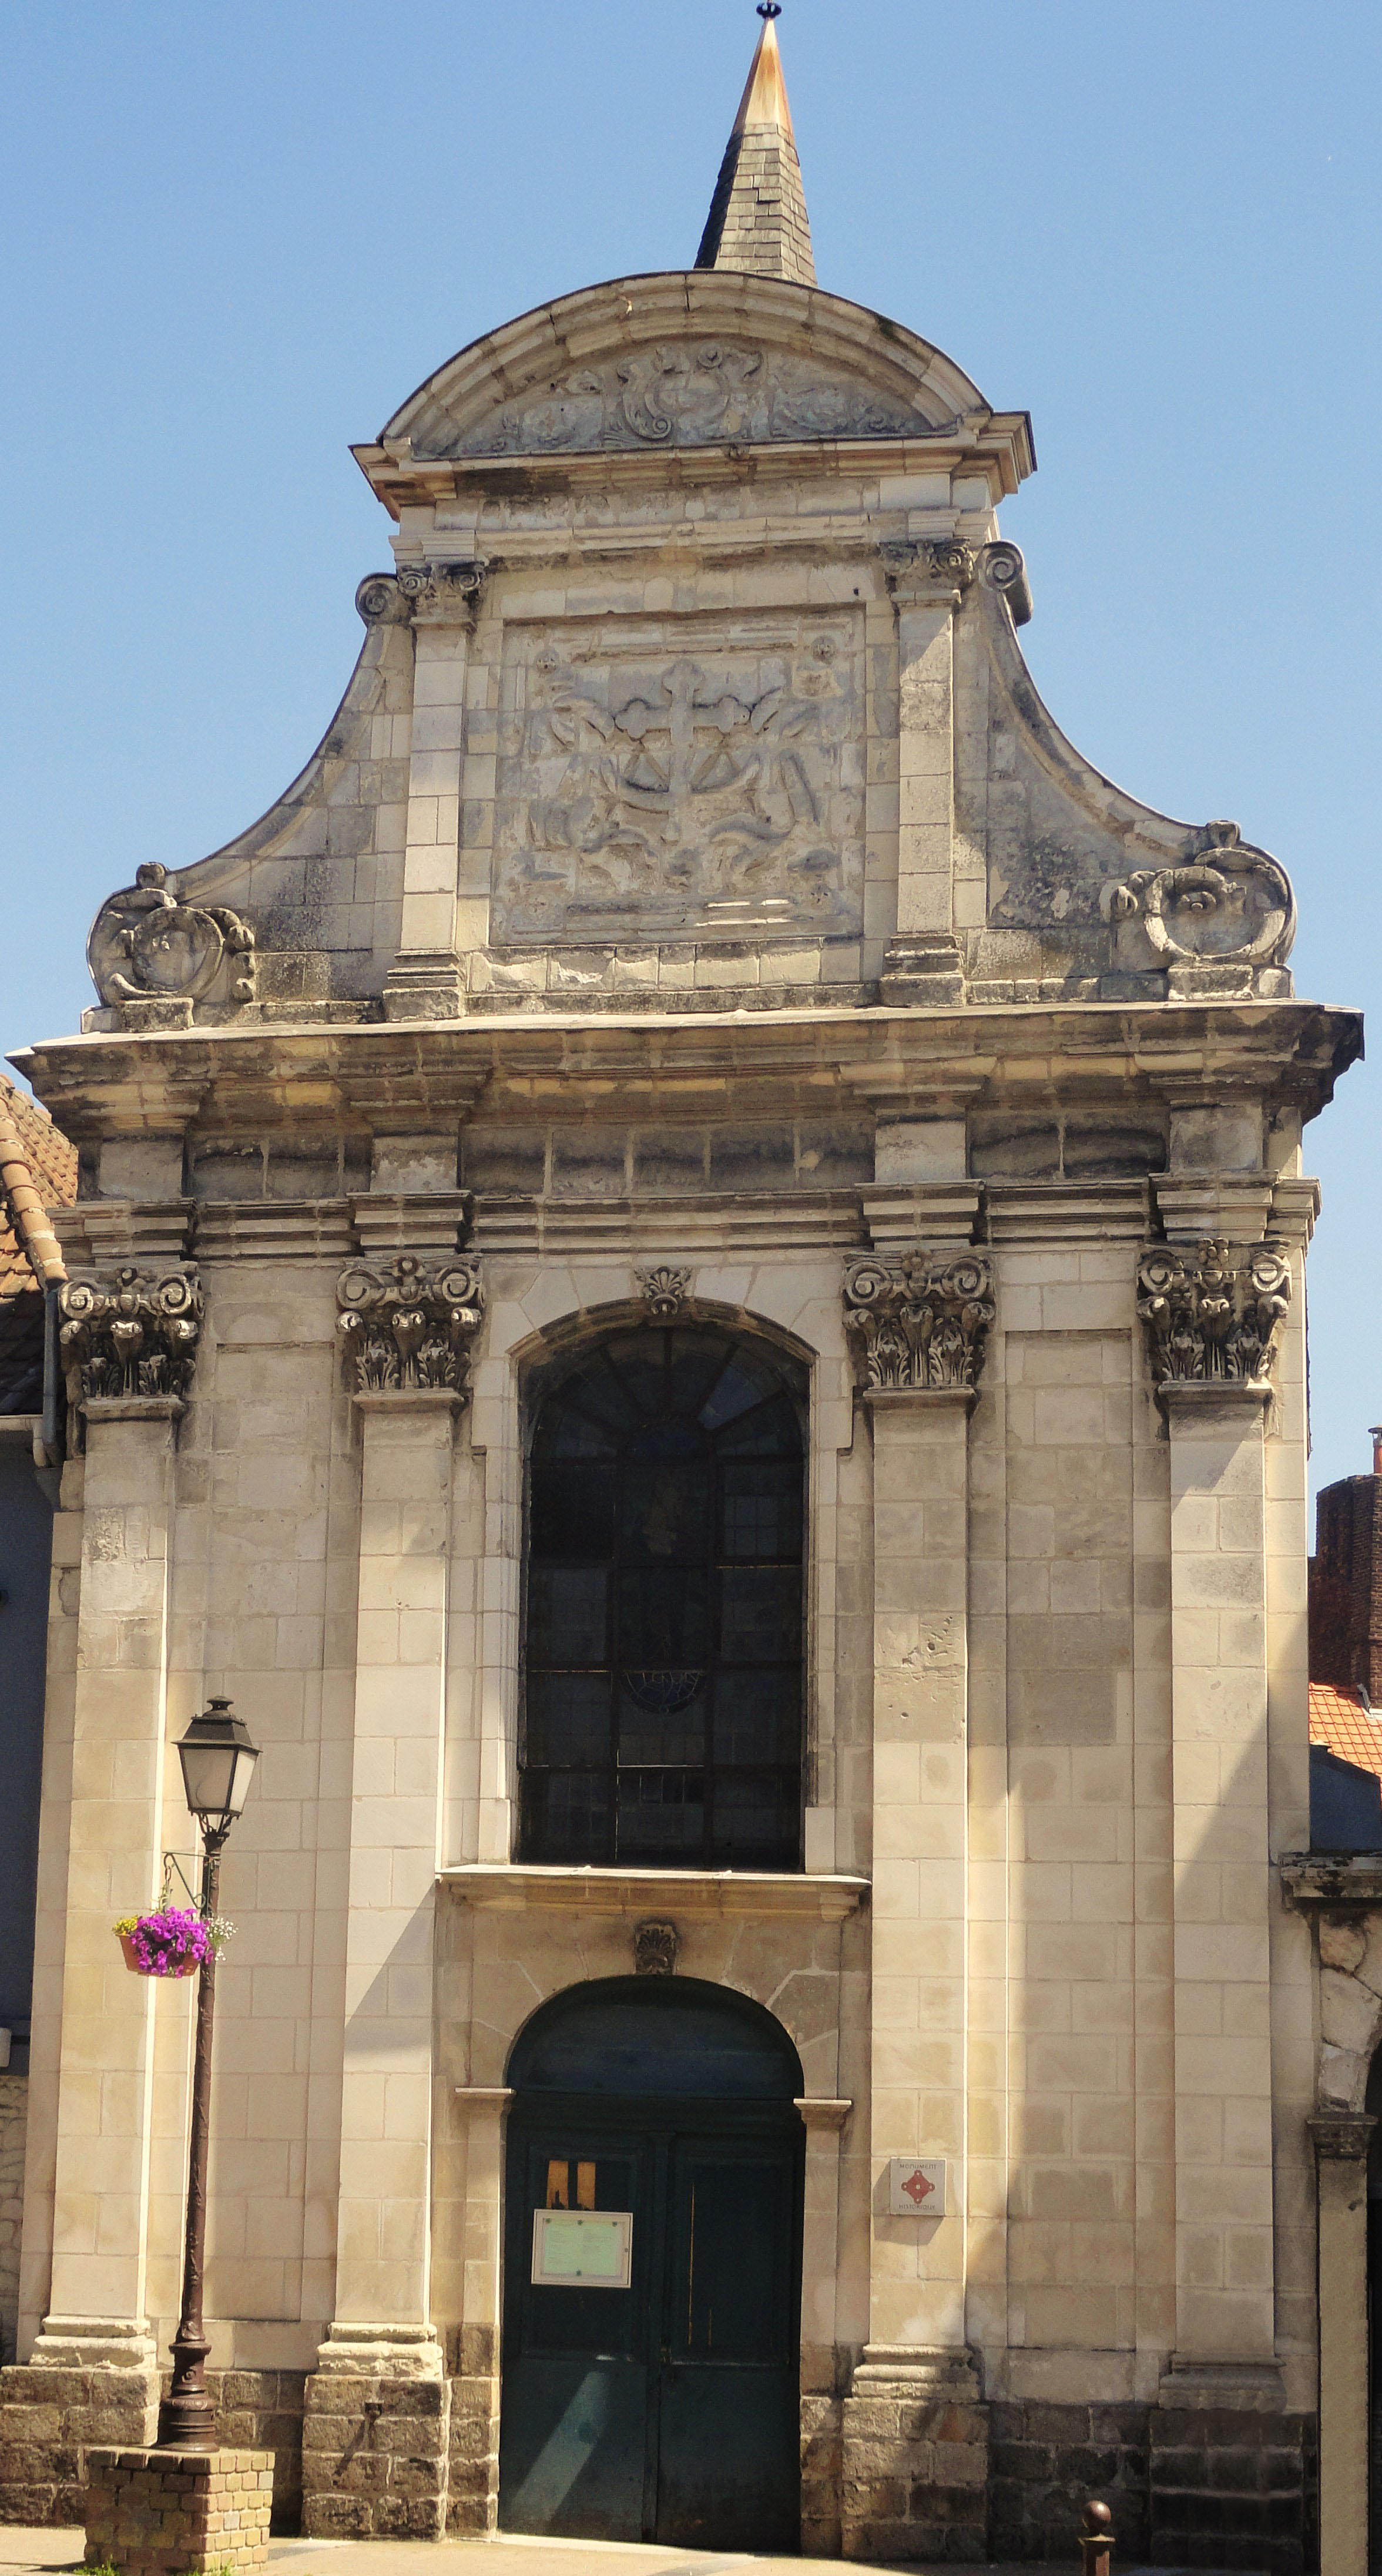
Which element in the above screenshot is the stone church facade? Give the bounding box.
[0,14,1368,2568]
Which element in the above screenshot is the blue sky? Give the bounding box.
[2,0,1378,1498]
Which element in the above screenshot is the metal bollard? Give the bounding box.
[1080,2498,1114,2576]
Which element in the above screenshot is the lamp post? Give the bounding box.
[156,1695,260,2450]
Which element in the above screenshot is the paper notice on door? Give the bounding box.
[532,2208,633,2288]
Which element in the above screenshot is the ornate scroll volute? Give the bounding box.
[355,572,411,626]
[843,1249,995,1406]
[336,1252,485,1402]
[1136,1236,1292,1404]
[394,559,487,628]
[86,862,256,1019]
[978,538,1034,626]
[58,1264,204,1450]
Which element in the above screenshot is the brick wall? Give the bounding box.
[84,2445,271,2575]
[1310,1470,1382,1700]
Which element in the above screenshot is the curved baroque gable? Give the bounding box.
[381,273,995,462]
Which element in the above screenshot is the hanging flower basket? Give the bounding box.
[113,1908,233,1979]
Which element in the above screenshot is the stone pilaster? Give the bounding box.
[447,2087,510,2537]
[797,2096,851,2557]
[1137,1238,1291,2372]
[1309,2111,1374,2576]
[838,1248,992,2560]
[0,1263,204,2519]
[382,561,485,1021]
[300,1256,484,2538]
[878,541,972,1005]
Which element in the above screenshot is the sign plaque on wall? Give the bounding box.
[531,2208,633,2289]
[887,2158,947,2218]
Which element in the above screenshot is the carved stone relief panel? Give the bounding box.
[437,341,937,458]
[492,609,865,945]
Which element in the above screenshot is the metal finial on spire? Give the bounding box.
[757,4,783,19]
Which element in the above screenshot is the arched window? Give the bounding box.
[519,1326,806,1870]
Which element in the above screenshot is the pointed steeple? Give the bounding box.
[695,4,816,288]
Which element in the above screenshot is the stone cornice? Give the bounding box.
[353,423,1035,520]
[15,1001,1362,1143]
[440,1864,868,1923]
[1280,1854,1382,1911]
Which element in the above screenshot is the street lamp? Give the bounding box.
[157,1696,260,2450]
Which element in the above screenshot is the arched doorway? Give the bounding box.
[498,1977,805,2551]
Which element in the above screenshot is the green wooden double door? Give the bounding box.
[498,1981,805,2553]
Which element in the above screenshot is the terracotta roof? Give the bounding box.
[0,1076,76,1416]
[1309,1681,1382,1780]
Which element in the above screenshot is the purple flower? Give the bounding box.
[125,1907,214,1974]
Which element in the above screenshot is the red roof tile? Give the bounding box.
[0,1075,76,1301]
[1309,1681,1382,1780]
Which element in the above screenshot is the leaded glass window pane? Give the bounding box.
[519,1327,806,1869]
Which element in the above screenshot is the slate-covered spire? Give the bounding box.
[695,4,816,288]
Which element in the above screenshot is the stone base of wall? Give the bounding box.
[202,2372,305,2534]
[300,2329,450,2540]
[0,2078,27,2371]
[0,2343,159,2527]
[446,2373,498,2535]
[1149,2399,1312,2576]
[839,2347,988,2564]
[801,2390,843,2555]
[988,2401,1151,2562]
[84,2445,271,2575]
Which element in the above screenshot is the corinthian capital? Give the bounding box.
[336,1253,485,1399]
[843,1249,994,1398]
[58,1264,204,1447]
[1136,1236,1291,1394]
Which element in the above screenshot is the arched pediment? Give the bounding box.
[378,271,999,462]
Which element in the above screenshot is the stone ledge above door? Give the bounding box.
[440,1863,868,1923]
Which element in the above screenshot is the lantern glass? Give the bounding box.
[177,1699,260,1832]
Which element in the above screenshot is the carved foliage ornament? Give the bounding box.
[637,1266,692,1320]
[1104,823,1296,970]
[59,1265,204,1443]
[336,1253,485,1398]
[633,1921,680,1978]
[1136,1237,1291,1390]
[880,538,976,603]
[844,1251,995,1396]
[87,864,255,1010]
[438,343,939,461]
